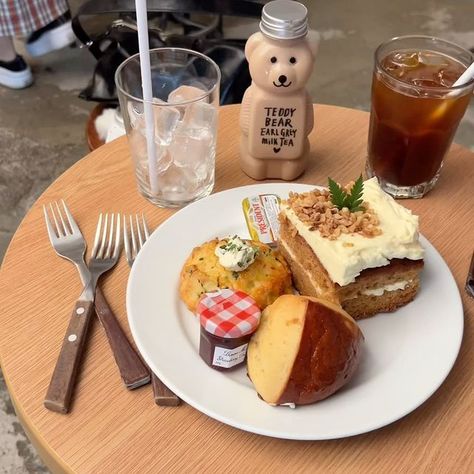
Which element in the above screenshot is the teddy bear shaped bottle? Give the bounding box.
[240,0,318,180]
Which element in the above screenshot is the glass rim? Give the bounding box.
[114,47,221,106]
[374,34,474,92]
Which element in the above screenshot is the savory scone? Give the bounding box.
[179,237,292,312]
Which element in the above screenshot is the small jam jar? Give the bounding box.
[197,289,261,371]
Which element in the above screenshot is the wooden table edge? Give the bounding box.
[2,371,73,474]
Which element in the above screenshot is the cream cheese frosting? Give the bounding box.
[361,280,411,296]
[281,177,424,286]
[344,280,412,299]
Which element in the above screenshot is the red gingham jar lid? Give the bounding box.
[197,289,261,338]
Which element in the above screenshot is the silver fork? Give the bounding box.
[44,212,121,413]
[43,201,150,390]
[124,214,180,407]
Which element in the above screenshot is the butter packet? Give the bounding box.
[242,194,281,245]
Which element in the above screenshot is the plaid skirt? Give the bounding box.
[0,0,69,37]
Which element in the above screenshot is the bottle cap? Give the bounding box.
[260,0,308,40]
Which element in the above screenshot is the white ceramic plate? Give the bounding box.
[127,184,464,440]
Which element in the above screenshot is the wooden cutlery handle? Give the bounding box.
[94,288,150,389]
[44,300,94,413]
[152,373,181,407]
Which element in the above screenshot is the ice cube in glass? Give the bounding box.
[169,125,213,169]
[153,104,180,145]
[183,101,217,131]
[168,85,207,104]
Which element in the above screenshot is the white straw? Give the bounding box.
[453,61,474,87]
[135,0,158,194]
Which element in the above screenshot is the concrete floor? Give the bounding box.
[1,1,474,472]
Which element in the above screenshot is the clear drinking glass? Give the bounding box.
[115,48,221,207]
[366,36,474,198]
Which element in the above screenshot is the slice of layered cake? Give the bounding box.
[278,177,424,319]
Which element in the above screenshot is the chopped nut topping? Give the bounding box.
[286,187,382,240]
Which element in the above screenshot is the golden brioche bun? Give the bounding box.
[247,294,363,405]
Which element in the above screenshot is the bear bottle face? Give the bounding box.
[246,34,316,95]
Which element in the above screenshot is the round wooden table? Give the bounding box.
[1,105,473,473]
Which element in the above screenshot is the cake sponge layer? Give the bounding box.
[279,214,423,320]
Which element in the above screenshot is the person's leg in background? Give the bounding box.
[0,0,74,89]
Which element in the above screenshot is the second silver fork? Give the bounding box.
[124,215,180,407]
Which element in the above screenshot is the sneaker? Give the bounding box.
[0,56,33,89]
[26,11,75,57]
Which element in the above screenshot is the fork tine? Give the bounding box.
[49,203,63,237]
[105,214,115,258]
[142,214,150,241]
[98,213,109,258]
[61,200,81,235]
[55,201,70,235]
[91,213,103,258]
[43,205,57,242]
[123,214,130,262]
[113,214,121,259]
[135,214,144,249]
[130,215,138,259]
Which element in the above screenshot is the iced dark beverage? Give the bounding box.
[367,36,474,198]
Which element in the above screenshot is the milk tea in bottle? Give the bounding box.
[240,0,318,180]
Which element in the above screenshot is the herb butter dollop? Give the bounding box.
[215,236,258,272]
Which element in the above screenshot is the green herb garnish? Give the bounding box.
[328,175,365,212]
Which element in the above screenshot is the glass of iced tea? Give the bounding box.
[366,36,474,198]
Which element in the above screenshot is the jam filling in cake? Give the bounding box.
[278,177,424,319]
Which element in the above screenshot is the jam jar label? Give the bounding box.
[212,343,248,368]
